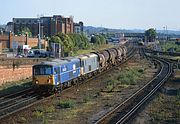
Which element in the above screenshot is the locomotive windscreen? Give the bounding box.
[33,65,53,75]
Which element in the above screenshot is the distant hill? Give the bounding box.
[84,26,180,35]
[0,25,6,29]
[84,26,145,34]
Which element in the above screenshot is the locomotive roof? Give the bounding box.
[33,57,80,67]
[77,53,97,59]
[34,61,59,66]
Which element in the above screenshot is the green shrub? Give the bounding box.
[105,78,119,92]
[161,41,180,52]
[45,105,55,113]
[106,82,114,92]
[83,96,91,103]
[32,107,44,118]
[58,99,75,108]
[117,68,142,85]
[32,110,44,118]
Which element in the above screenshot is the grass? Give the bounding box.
[17,117,27,123]
[32,109,44,118]
[45,105,55,113]
[32,105,55,119]
[161,41,180,52]
[148,94,180,123]
[106,79,119,92]
[117,68,143,85]
[83,95,91,103]
[103,68,144,92]
[57,99,75,108]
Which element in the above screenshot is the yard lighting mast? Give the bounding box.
[38,19,41,49]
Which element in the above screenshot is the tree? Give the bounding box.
[99,35,106,44]
[49,36,62,52]
[18,27,32,37]
[68,33,89,50]
[91,35,106,45]
[56,33,74,56]
[50,36,61,43]
[145,28,157,42]
[79,33,89,49]
[50,33,90,56]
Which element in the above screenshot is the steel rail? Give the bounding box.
[95,48,172,124]
[0,87,33,100]
[0,91,36,110]
[0,45,135,120]
[115,58,172,124]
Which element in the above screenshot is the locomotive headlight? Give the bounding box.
[35,80,39,84]
[47,75,53,84]
[47,79,51,83]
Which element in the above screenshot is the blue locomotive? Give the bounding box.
[33,58,81,88]
[32,45,127,91]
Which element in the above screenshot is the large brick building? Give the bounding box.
[50,15,74,36]
[7,15,81,38]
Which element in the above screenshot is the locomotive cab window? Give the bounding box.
[54,68,58,75]
[33,65,52,75]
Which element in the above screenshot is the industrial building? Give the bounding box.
[6,15,83,38]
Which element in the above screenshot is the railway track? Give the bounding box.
[95,47,172,124]
[0,87,51,120]
[0,44,136,121]
[0,87,33,99]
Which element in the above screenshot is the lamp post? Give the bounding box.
[12,19,15,55]
[38,19,41,49]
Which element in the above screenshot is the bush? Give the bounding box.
[105,79,119,92]
[32,110,44,118]
[83,96,91,103]
[45,105,55,113]
[32,106,46,118]
[57,99,75,108]
[117,68,142,85]
[161,41,180,52]
[106,82,114,92]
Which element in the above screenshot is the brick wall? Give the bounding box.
[0,65,32,86]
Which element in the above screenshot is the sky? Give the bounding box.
[1,0,180,30]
